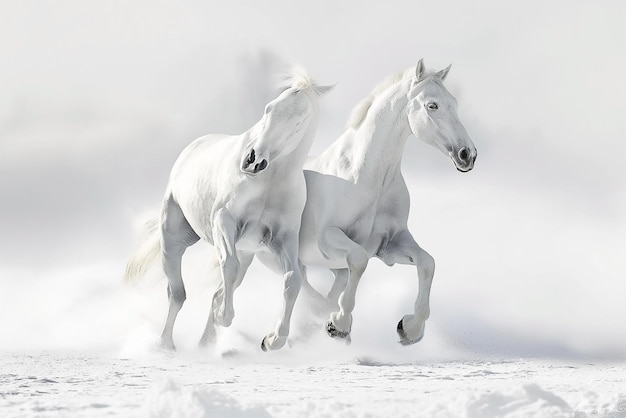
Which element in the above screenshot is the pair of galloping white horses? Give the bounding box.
[125,59,477,351]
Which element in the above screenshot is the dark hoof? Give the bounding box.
[261,337,268,352]
[326,321,351,344]
[397,319,422,346]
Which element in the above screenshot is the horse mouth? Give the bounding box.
[454,161,474,173]
[451,148,476,172]
[453,161,474,173]
[240,159,269,175]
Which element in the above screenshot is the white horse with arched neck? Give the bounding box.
[299,59,477,345]
[124,68,332,351]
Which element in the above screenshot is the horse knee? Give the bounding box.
[417,250,435,278]
[219,255,240,281]
[283,270,302,299]
[347,250,368,277]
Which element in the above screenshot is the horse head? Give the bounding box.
[241,70,332,175]
[406,59,477,172]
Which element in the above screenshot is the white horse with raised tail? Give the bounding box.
[125,68,332,351]
[299,59,477,345]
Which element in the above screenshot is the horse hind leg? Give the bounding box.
[299,266,337,318]
[297,268,344,320]
[320,227,369,343]
[198,285,223,348]
[328,268,349,307]
[159,195,200,351]
[199,251,253,348]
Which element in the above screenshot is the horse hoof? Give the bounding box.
[397,319,422,346]
[326,321,351,343]
[261,337,268,352]
[198,336,214,349]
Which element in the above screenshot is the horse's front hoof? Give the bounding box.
[397,318,423,346]
[326,321,351,344]
[261,337,268,352]
[198,335,214,349]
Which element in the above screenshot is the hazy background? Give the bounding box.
[1,1,625,360]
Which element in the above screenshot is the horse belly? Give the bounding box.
[235,236,265,253]
[299,240,348,269]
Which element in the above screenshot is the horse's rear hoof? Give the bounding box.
[261,337,268,352]
[397,318,422,346]
[397,319,410,345]
[159,338,176,352]
[326,321,351,344]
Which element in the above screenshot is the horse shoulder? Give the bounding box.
[168,134,244,225]
[377,174,410,221]
[169,134,230,181]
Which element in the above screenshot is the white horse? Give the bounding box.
[125,68,331,351]
[299,59,477,345]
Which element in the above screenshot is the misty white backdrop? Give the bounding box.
[1,1,625,361]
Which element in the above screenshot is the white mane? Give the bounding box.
[278,66,333,97]
[347,65,442,129]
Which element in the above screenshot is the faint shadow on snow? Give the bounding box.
[437,310,624,361]
[466,383,573,418]
[145,378,272,418]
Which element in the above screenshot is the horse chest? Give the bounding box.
[234,222,273,252]
[345,200,388,247]
[225,182,303,252]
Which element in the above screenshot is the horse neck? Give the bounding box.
[284,118,319,171]
[344,79,412,187]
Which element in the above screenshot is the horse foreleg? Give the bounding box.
[289,264,335,319]
[212,209,240,328]
[199,252,253,347]
[261,234,303,351]
[320,227,369,341]
[379,230,435,345]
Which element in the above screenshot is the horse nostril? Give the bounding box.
[246,149,256,165]
[458,148,469,162]
[254,159,268,173]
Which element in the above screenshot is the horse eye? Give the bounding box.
[427,102,438,110]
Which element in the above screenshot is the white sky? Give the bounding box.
[1,1,625,358]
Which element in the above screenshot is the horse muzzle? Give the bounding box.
[241,148,269,175]
[452,147,477,172]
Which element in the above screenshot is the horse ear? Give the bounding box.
[315,84,335,96]
[415,59,426,81]
[436,64,452,81]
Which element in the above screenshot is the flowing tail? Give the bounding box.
[124,217,162,282]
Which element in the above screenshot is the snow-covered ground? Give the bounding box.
[2,351,625,418]
[1,255,624,418]
[1,256,624,418]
